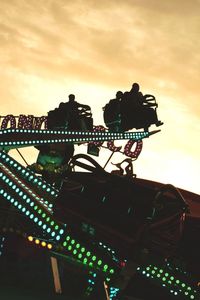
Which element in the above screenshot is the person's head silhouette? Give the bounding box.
[68,94,75,102]
[116,91,123,100]
[131,83,140,93]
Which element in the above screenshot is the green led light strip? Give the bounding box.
[0,186,63,239]
[0,167,117,275]
[137,265,198,299]
[0,163,52,213]
[0,151,58,205]
[62,236,115,274]
[0,169,64,241]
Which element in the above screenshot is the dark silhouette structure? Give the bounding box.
[47,94,93,131]
[111,158,136,178]
[0,88,200,300]
[31,94,93,186]
[103,83,163,132]
[103,91,123,132]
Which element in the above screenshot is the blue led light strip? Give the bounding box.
[0,128,151,150]
[85,271,97,297]
[0,188,64,243]
[0,163,52,213]
[0,165,118,275]
[0,128,149,138]
[109,286,120,299]
[0,151,57,209]
[0,166,64,242]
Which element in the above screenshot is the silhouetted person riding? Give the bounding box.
[103,83,163,132]
[103,91,123,131]
[33,93,93,186]
[47,94,93,131]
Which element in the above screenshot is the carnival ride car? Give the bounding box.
[0,88,199,300]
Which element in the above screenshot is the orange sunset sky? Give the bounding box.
[0,0,200,194]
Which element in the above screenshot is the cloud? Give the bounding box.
[1,1,199,85]
[0,0,199,108]
[0,0,199,114]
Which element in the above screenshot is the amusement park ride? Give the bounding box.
[0,84,199,300]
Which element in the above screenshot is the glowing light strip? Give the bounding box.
[0,129,149,149]
[0,151,58,205]
[27,235,53,249]
[85,271,97,297]
[0,170,63,241]
[137,265,198,299]
[0,163,52,213]
[109,286,120,299]
[0,236,5,256]
[0,168,117,275]
[0,128,148,137]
